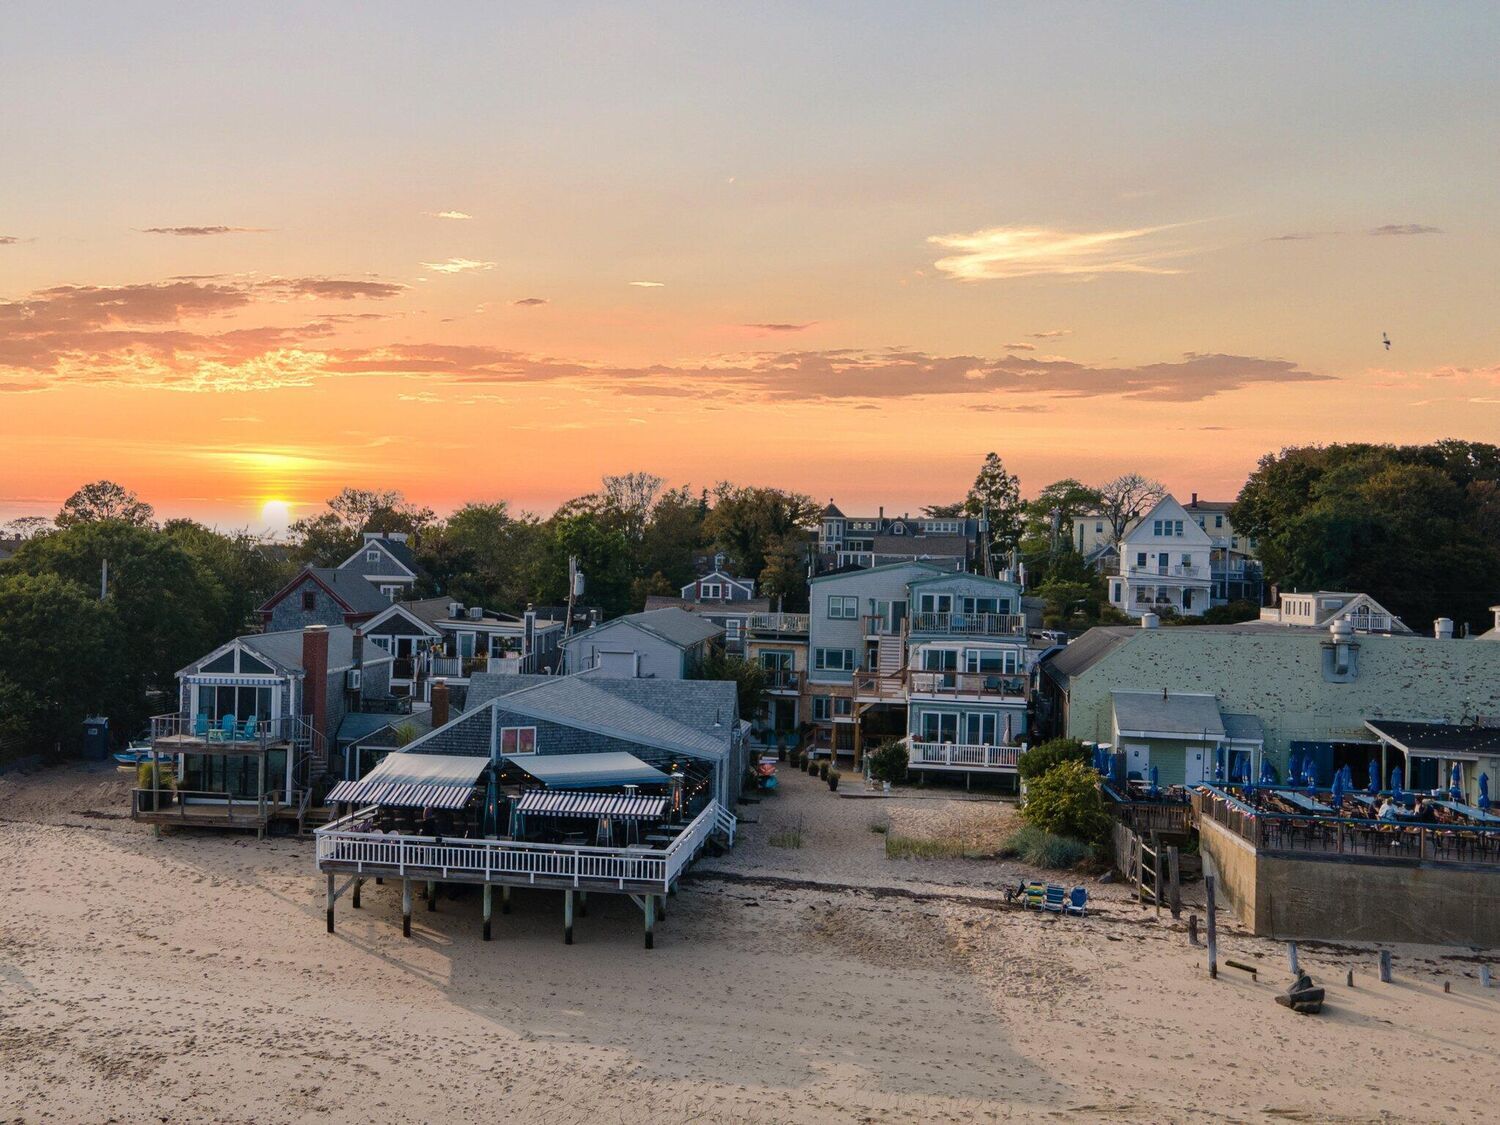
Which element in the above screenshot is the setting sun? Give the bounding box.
[259,498,291,526]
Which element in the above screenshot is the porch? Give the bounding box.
[908,740,1021,773]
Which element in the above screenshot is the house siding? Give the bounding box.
[562,620,692,678]
[808,563,938,684]
[266,574,349,632]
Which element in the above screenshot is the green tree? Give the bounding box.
[288,487,435,565]
[55,481,155,528]
[0,572,116,754]
[702,485,818,582]
[637,485,710,591]
[1020,759,1111,845]
[961,452,1024,559]
[1095,473,1165,547]
[1017,737,1088,780]
[699,650,767,723]
[161,520,291,638]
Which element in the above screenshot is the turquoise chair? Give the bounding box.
[193,713,210,739]
[1042,884,1066,913]
[238,714,258,741]
[216,713,237,741]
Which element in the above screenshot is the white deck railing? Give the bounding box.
[909,741,1021,771]
[314,799,730,892]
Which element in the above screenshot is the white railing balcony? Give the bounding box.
[314,800,727,892]
[762,668,803,691]
[150,711,295,749]
[1127,564,1210,581]
[909,741,1021,771]
[862,614,906,637]
[908,611,1025,637]
[428,656,464,678]
[748,612,809,634]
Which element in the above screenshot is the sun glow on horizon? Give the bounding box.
[260,498,292,527]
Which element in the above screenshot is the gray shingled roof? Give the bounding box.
[1112,691,1225,738]
[567,606,723,650]
[870,533,970,555]
[465,670,737,761]
[643,594,773,614]
[1041,627,1136,689]
[304,567,393,614]
[238,625,393,673]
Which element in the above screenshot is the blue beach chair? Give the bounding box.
[238,714,258,741]
[215,713,237,741]
[1042,884,1066,913]
[1065,887,1088,916]
[193,712,210,739]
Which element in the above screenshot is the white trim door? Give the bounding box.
[1124,743,1150,780]
[1184,744,1207,784]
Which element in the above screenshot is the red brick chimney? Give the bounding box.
[302,625,330,749]
[430,680,450,728]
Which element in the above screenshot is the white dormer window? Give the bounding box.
[702,582,722,599]
[892,523,905,535]
[366,549,380,563]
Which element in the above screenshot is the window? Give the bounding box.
[920,712,959,743]
[1135,552,1147,568]
[921,649,958,672]
[1215,515,1224,528]
[923,520,960,534]
[366,549,380,564]
[701,582,722,599]
[380,584,401,602]
[892,523,905,535]
[500,726,537,755]
[457,632,476,658]
[827,595,858,620]
[301,590,317,611]
[813,696,832,721]
[965,713,999,745]
[963,648,1009,674]
[725,618,741,638]
[1152,519,1184,537]
[919,593,953,613]
[369,635,391,652]
[814,648,857,671]
[1180,554,1191,567]
[1095,522,1104,533]
[833,697,853,717]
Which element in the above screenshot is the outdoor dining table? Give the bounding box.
[1281,792,1333,813]
[1432,799,1500,824]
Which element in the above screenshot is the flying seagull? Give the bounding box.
[1382,332,1391,351]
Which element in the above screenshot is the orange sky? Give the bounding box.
[3,5,1497,532]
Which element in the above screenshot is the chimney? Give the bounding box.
[352,628,364,669]
[1434,617,1454,640]
[302,625,330,740]
[362,531,382,544]
[430,679,450,728]
[1141,613,1160,630]
[387,531,409,544]
[523,604,536,657]
[1191,492,1198,507]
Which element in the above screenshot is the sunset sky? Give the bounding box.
[3,4,1497,532]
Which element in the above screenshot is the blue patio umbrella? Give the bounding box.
[1330,770,1345,809]
[1367,758,1380,794]
[1390,766,1403,801]
[1148,764,1160,799]
[1449,762,1463,802]
[1479,773,1491,811]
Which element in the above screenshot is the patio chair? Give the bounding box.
[211,714,236,741]
[193,712,210,739]
[1065,887,1088,916]
[238,714,258,741]
[1022,881,1046,910]
[1042,884,1066,913]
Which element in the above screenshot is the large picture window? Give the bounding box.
[827,595,858,619]
[500,726,537,755]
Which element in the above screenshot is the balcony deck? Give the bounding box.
[906,671,1029,700]
[747,612,809,636]
[150,713,296,754]
[907,611,1026,637]
[909,741,1021,773]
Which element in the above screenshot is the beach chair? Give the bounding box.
[238,714,258,741]
[1065,886,1088,917]
[215,713,237,742]
[1022,881,1046,910]
[1042,884,1066,913]
[193,712,210,739]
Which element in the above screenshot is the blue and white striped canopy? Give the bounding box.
[514,789,666,820]
[326,752,486,810]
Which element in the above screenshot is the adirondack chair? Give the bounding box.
[1042,884,1066,913]
[238,714,258,741]
[192,713,210,739]
[1065,886,1089,916]
[215,713,237,741]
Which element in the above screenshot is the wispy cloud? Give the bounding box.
[928,224,1195,281]
[1266,231,1335,241]
[425,210,472,220]
[513,297,549,307]
[1003,342,1036,351]
[139,226,270,236]
[1029,329,1071,339]
[1369,223,1442,237]
[629,280,665,287]
[0,235,19,245]
[270,278,407,300]
[743,322,813,333]
[422,258,495,274]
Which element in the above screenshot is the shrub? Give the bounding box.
[768,819,804,848]
[827,769,841,791]
[818,761,829,781]
[1020,759,1112,845]
[867,740,908,785]
[1017,737,1088,781]
[1000,824,1093,869]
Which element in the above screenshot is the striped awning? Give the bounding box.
[514,789,667,820]
[326,752,486,810]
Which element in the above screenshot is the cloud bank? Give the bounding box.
[929,224,1194,281]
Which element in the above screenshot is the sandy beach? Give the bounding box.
[2,764,1496,1124]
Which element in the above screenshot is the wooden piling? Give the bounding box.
[1288,942,1300,975]
[1167,846,1181,919]
[502,885,511,915]
[1481,964,1492,989]
[352,879,362,909]
[578,891,588,918]
[482,884,493,942]
[1347,969,1354,987]
[658,893,667,922]
[325,873,335,934]
[644,893,656,949]
[564,890,575,945]
[402,878,412,938]
[1379,949,1392,983]
[1205,875,1218,980]
[426,880,437,912]
[1188,914,1199,946]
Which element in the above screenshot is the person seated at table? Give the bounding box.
[1412,798,1438,823]
[1377,798,1399,821]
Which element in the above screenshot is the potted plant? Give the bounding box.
[777,742,787,762]
[827,769,841,792]
[818,761,830,781]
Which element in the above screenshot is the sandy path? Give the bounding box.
[1,765,1496,1123]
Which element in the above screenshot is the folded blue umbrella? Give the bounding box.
[1479,772,1490,811]
[1367,758,1380,794]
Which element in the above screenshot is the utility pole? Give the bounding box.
[563,555,581,638]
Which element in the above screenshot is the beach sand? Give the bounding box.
[1,763,1496,1123]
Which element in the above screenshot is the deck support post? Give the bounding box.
[1205,875,1218,980]
[657,892,667,922]
[482,884,493,941]
[564,890,575,944]
[402,878,412,938]
[352,878,362,909]
[325,873,335,934]
[1379,950,1392,983]
[502,885,511,914]
[427,880,437,912]
[578,891,588,917]
[644,893,656,949]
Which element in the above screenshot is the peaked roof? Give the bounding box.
[1040,627,1137,689]
[467,670,738,761]
[644,594,773,615]
[1124,495,1214,546]
[181,624,393,676]
[821,499,845,517]
[1112,690,1226,739]
[341,535,419,575]
[565,606,723,649]
[259,565,392,616]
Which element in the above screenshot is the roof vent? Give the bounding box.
[1434,617,1454,640]
[468,606,484,620]
[447,601,463,618]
